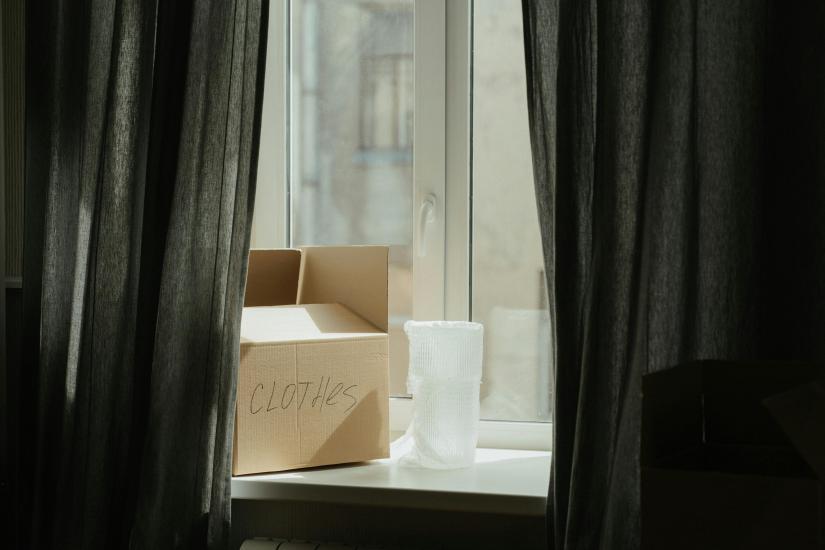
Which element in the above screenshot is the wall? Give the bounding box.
[231,500,545,550]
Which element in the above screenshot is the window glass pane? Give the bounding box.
[472,0,553,422]
[290,0,414,395]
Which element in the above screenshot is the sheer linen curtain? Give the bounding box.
[521,1,825,549]
[21,1,267,548]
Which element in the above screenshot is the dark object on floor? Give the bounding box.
[642,360,825,550]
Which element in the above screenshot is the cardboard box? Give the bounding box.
[641,361,825,550]
[233,246,390,475]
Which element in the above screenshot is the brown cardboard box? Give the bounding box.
[233,246,390,475]
[641,361,825,550]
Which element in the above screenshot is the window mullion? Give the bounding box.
[444,0,472,322]
[412,0,447,322]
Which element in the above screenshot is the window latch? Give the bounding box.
[416,194,437,258]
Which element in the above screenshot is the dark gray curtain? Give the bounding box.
[521,1,825,549]
[21,0,267,548]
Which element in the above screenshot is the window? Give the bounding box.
[471,1,552,423]
[252,0,551,447]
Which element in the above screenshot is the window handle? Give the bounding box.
[416,194,437,258]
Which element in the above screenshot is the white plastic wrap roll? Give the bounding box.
[401,320,484,469]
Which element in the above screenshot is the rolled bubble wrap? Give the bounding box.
[401,320,484,469]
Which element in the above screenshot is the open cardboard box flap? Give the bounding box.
[244,246,388,332]
[241,303,386,345]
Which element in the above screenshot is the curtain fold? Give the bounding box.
[22,0,268,548]
[522,1,825,549]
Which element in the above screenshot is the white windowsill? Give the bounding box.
[231,447,550,516]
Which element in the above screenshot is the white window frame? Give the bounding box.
[252,0,552,452]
